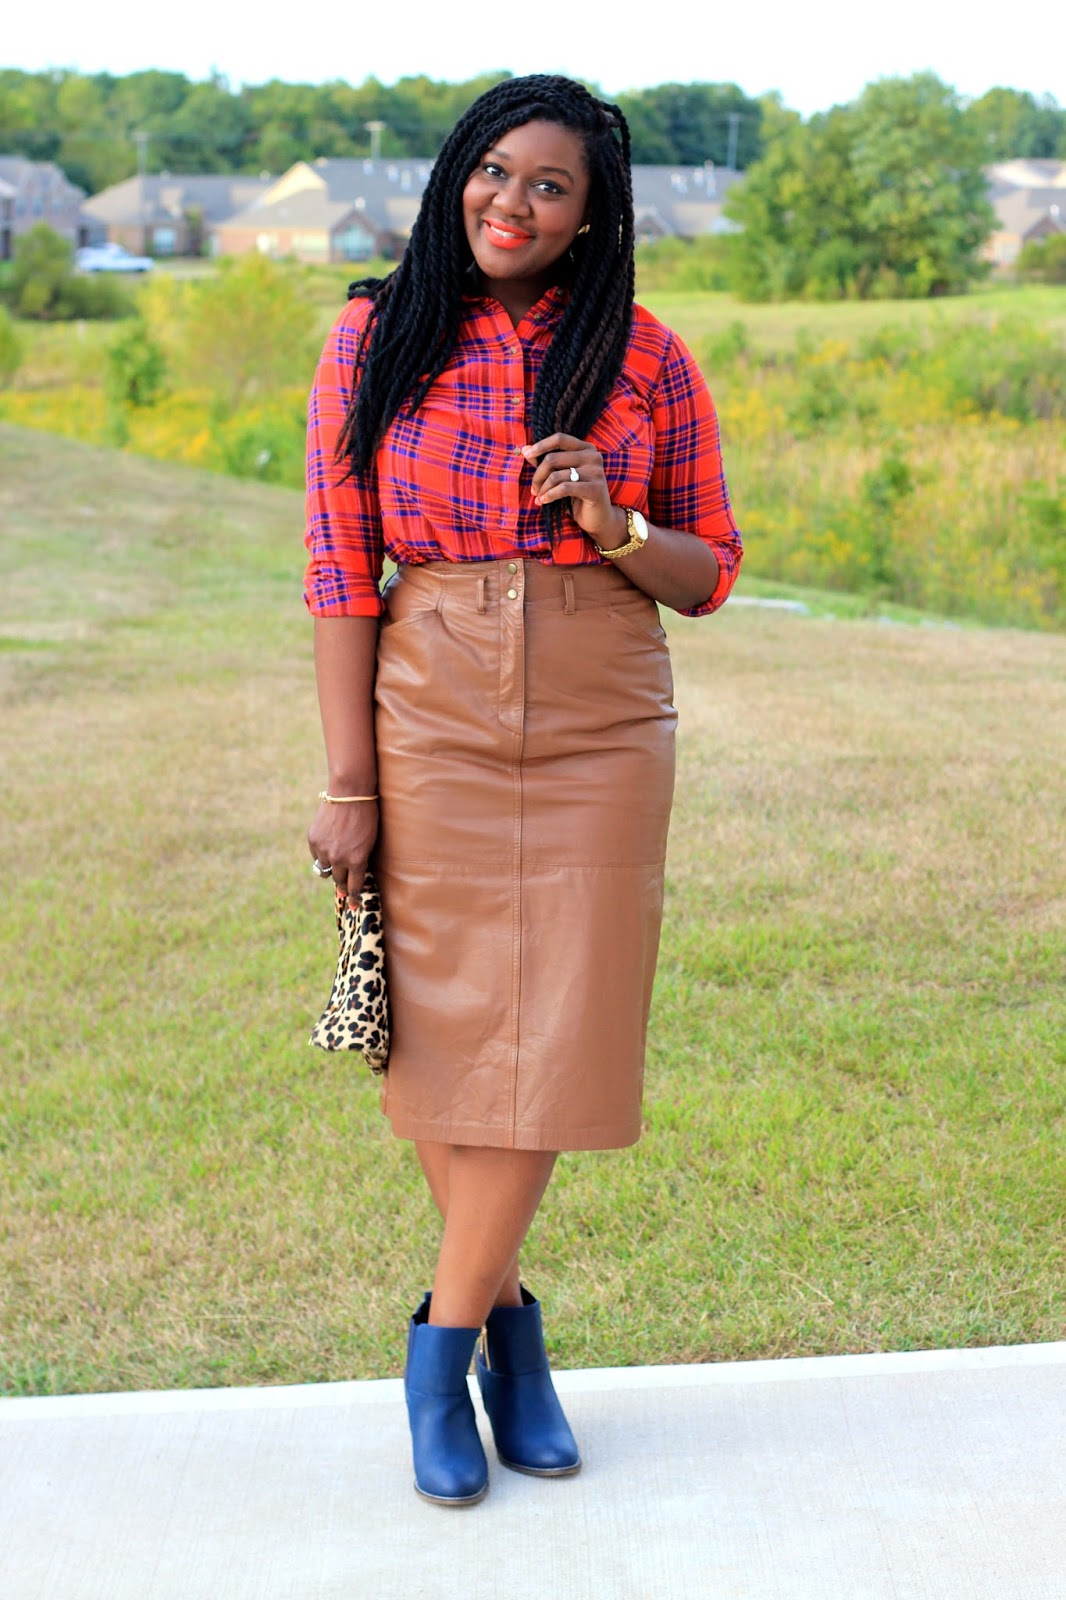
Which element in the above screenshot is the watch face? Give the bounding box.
[630,509,649,542]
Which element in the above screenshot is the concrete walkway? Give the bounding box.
[3,1342,1064,1600]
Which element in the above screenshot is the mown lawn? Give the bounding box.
[0,423,1063,1396]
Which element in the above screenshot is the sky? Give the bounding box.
[5,0,1063,118]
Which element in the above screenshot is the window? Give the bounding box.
[335,223,374,262]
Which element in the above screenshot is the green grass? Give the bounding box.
[639,283,1066,354]
[1,422,1064,1396]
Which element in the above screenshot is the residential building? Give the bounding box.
[0,176,14,262]
[984,159,1066,267]
[211,157,745,263]
[214,158,430,261]
[631,163,743,243]
[81,173,274,256]
[0,157,100,257]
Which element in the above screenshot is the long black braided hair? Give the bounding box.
[335,75,635,514]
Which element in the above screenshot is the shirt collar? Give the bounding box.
[462,281,570,330]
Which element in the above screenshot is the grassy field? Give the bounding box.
[7,277,1064,392]
[640,283,1066,354]
[1,424,1064,1397]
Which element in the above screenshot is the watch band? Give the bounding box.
[594,506,649,560]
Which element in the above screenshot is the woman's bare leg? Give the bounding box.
[416,1140,523,1310]
[414,1140,556,1327]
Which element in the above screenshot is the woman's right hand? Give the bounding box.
[308,799,380,909]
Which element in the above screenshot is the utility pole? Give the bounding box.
[365,121,385,161]
[726,113,741,173]
[133,130,149,253]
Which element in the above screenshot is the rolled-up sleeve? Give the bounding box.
[649,332,743,617]
[303,299,385,618]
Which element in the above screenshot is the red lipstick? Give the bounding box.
[483,218,533,249]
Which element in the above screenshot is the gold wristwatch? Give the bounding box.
[594,506,649,560]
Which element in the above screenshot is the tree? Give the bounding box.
[727,101,869,299]
[618,82,764,167]
[156,75,252,172]
[966,88,1066,160]
[727,74,994,300]
[0,69,60,162]
[850,74,994,295]
[54,73,125,192]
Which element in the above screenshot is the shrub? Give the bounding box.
[157,254,319,409]
[105,321,167,408]
[702,319,750,372]
[7,224,133,321]
[212,404,307,486]
[635,236,735,293]
[1018,234,1066,285]
[103,319,168,445]
[0,306,22,387]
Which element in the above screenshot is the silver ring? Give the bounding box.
[569,466,580,483]
[312,860,333,878]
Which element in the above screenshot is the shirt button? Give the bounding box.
[508,562,518,573]
[507,588,519,600]
[510,394,522,406]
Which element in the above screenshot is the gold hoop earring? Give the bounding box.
[577,223,591,235]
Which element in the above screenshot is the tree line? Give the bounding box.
[2,66,1063,199]
[0,69,765,192]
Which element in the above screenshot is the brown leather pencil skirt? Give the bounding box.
[373,556,677,1151]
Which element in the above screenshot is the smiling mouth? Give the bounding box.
[483,219,534,249]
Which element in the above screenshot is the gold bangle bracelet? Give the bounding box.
[319,790,379,803]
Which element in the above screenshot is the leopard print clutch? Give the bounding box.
[308,872,390,1072]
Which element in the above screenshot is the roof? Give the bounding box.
[221,157,434,239]
[82,174,274,225]
[0,155,85,200]
[986,159,1066,191]
[217,156,746,242]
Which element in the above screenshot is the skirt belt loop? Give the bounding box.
[476,575,487,615]
[563,574,575,616]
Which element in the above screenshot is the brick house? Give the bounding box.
[0,157,100,259]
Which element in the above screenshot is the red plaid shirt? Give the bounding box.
[304,286,742,618]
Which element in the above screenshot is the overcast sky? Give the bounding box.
[6,0,1063,118]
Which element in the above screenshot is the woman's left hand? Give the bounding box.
[523,434,627,548]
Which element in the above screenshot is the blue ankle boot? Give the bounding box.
[475,1288,581,1476]
[404,1296,488,1506]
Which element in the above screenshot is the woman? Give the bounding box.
[304,75,742,1506]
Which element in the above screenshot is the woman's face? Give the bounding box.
[462,119,591,311]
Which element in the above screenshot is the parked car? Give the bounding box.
[75,243,153,274]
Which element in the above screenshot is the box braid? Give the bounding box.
[335,75,635,536]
